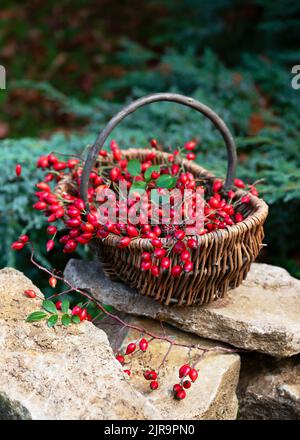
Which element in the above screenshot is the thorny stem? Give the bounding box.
[29,245,239,357]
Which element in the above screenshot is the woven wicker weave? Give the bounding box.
[74,93,268,306]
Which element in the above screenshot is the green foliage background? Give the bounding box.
[1,0,300,280]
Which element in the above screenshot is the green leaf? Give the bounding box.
[127,159,141,177]
[26,311,48,322]
[144,165,161,181]
[47,314,58,327]
[130,180,147,194]
[71,315,81,324]
[42,299,57,314]
[61,314,71,326]
[156,174,177,189]
[61,299,70,314]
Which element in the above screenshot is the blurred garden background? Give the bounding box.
[1,0,300,285]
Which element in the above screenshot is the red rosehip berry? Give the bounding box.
[124,369,131,376]
[183,380,191,389]
[174,230,185,240]
[234,178,245,188]
[79,308,87,321]
[161,257,170,270]
[151,171,160,179]
[213,180,223,193]
[47,225,57,235]
[139,338,148,352]
[235,213,244,223]
[151,238,162,248]
[151,265,160,277]
[153,226,162,236]
[118,237,131,248]
[36,182,51,192]
[48,153,58,164]
[179,364,191,378]
[150,381,159,390]
[250,186,259,197]
[74,199,85,212]
[141,261,152,271]
[187,238,197,249]
[154,248,166,258]
[186,152,196,160]
[116,354,125,365]
[180,174,188,184]
[173,384,183,393]
[110,167,120,181]
[189,368,198,382]
[175,389,186,400]
[227,190,235,199]
[173,241,185,254]
[183,260,193,273]
[180,250,190,261]
[11,241,25,251]
[142,251,151,261]
[171,164,180,175]
[63,240,77,253]
[126,225,139,237]
[241,195,251,204]
[113,148,122,162]
[24,289,36,298]
[15,164,22,177]
[143,370,151,380]
[72,306,82,315]
[171,265,182,277]
[149,371,158,380]
[55,300,62,310]
[33,201,47,210]
[150,139,158,149]
[19,235,29,243]
[66,218,81,228]
[209,197,220,210]
[46,239,55,252]
[49,276,57,288]
[126,343,136,355]
[184,140,197,151]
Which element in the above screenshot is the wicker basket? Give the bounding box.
[78,93,268,306]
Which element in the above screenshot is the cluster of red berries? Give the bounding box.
[115,339,161,390]
[11,234,29,251]
[55,301,92,321]
[12,138,259,281]
[173,364,198,400]
[71,304,91,321]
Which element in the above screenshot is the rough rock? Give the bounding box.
[65,260,300,357]
[0,268,161,420]
[238,353,300,420]
[117,317,240,420]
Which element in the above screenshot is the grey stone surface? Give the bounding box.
[238,353,300,420]
[64,260,300,357]
[0,268,161,420]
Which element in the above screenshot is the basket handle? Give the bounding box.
[80,93,237,204]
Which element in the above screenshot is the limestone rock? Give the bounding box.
[238,353,300,419]
[0,268,161,420]
[64,260,300,357]
[118,317,240,420]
